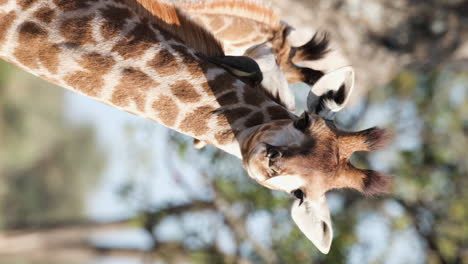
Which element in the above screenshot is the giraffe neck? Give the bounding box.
[0,0,293,158]
[176,0,280,56]
[188,12,278,56]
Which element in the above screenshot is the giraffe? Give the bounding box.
[175,0,330,95]
[0,0,392,254]
[168,0,331,148]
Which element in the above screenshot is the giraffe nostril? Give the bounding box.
[322,221,328,234]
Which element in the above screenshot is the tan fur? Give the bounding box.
[64,72,104,97]
[170,80,202,103]
[215,129,236,145]
[338,127,392,159]
[152,95,180,127]
[338,134,369,159]
[0,12,17,47]
[135,0,182,25]
[111,20,162,59]
[148,49,180,77]
[64,52,116,97]
[60,16,95,46]
[131,0,224,56]
[17,0,35,10]
[111,67,159,112]
[33,7,55,24]
[14,21,61,74]
[333,162,366,190]
[175,0,280,28]
[179,106,217,137]
[100,6,133,40]
[335,162,392,196]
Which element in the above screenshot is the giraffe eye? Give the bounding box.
[266,144,281,161]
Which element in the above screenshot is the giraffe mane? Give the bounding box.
[175,0,280,28]
[130,0,225,56]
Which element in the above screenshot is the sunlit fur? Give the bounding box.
[242,113,392,199]
[131,0,225,56]
[175,0,280,27]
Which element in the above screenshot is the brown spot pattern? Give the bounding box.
[0,0,8,5]
[17,0,36,9]
[243,88,265,106]
[202,73,236,96]
[112,23,158,59]
[170,80,200,103]
[171,44,205,78]
[111,67,158,112]
[0,12,16,47]
[217,91,239,105]
[245,112,265,127]
[215,129,235,145]
[60,16,95,46]
[79,52,116,72]
[267,106,291,120]
[152,95,179,127]
[147,49,178,77]
[179,106,215,136]
[215,107,252,127]
[171,44,195,64]
[53,0,90,11]
[14,21,60,74]
[64,53,115,96]
[34,7,56,24]
[99,6,131,40]
[64,72,103,96]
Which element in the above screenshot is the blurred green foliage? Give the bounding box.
[0,61,106,229]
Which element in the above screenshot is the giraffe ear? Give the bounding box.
[307,66,354,120]
[202,55,263,85]
[291,195,333,254]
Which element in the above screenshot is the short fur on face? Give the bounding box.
[242,113,392,199]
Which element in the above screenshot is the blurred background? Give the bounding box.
[0,0,467,263]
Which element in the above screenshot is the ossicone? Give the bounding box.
[338,127,393,159]
[335,162,393,196]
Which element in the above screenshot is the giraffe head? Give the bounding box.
[241,67,392,253]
